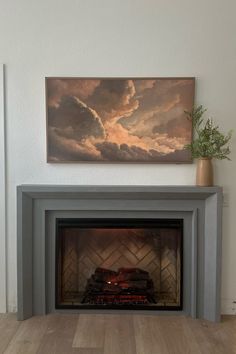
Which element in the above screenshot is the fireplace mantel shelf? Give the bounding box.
[17,184,222,322]
[18,184,222,199]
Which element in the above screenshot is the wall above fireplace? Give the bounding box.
[17,185,222,322]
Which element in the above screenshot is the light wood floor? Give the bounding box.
[0,314,236,354]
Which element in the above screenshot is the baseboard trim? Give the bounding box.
[221,298,236,315]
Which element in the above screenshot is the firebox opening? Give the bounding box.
[55,218,183,310]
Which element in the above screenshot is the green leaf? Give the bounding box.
[184,105,233,160]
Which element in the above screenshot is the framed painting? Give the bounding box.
[46,77,195,163]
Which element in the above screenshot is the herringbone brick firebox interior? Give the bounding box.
[56,218,182,309]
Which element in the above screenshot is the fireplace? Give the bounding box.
[17,185,222,321]
[56,218,183,310]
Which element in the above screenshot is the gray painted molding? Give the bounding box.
[0,64,6,313]
[17,185,223,322]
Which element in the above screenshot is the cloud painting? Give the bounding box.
[46,78,195,163]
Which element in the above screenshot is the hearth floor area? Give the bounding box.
[0,314,235,353]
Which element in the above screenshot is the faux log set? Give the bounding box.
[82,267,156,305]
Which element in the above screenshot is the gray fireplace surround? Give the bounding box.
[17,185,222,322]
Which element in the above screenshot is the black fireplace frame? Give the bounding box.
[55,217,183,311]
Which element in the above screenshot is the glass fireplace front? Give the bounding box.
[55,218,183,310]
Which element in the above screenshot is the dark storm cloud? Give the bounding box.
[120,79,194,134]
[87,79,139,122]
[95,141,190,162]
[47,79,100,106]
[95,142,153,161]
[48,95,105,141]
[47,127,102,162]
[153,115,192,139]
[134,80,156,94]
[135,79,194,112]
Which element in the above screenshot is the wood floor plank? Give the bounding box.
[1,314,236,354]
[4,316,48,354]
[158,316,201,354]
[220,315,236,352]
[72,314,105,349]
[76,350,104,354]
[0,314,21,354]
[186,316,236,354]
[104,315,136,354]
[209,317,236,354]
[133,315,169,354]
[37,314,81,354]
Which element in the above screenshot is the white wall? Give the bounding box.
[0,65,6,313]
[0,0,235,313]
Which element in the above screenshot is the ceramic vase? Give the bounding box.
[196,158,213,186]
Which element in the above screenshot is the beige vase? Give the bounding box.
[196,158,213,186]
